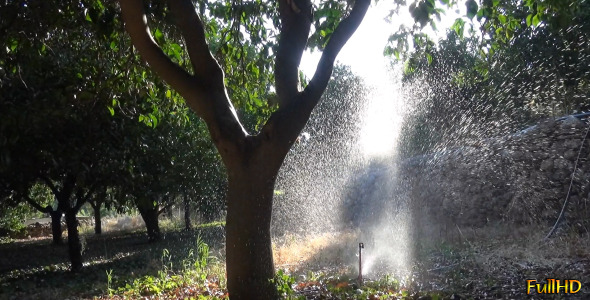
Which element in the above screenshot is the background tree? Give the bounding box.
[0,0,226,270]
[393,0,590,157]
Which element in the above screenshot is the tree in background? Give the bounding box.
[0,0,226,270]
[393,0,590,157]
[119,0,370,297]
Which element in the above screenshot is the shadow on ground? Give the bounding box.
[0,225,225,299]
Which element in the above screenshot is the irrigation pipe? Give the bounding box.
[544,120,590,240]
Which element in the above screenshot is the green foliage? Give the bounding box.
[0,203,28,236]
[0,0,228,231]
[398,1,590,157]
[0,183,53,236]
[387,0,587,61]
[271,269,297,298]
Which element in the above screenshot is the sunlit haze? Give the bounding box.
[300,2,465,157]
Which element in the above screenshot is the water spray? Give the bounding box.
[358,242,364,285]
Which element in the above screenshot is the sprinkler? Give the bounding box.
[358,242,364,285]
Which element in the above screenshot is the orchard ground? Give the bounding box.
[1,217,589,299]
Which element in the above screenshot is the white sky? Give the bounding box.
[300,1,466,80]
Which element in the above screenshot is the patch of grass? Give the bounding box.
[275,268,447,300]
[0,236,14,244]
[196,221,226,229]
[102,236,227,299]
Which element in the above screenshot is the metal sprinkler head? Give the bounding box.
[358,242,364,285]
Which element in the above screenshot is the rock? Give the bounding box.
[564,139,581,149]
[554,158,573,172]
[560,116,584,130]
[564,149,577,160]
[533,151,550,160]
[538,119,558,133]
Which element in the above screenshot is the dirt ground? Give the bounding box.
[272,224,590,299]
[1,223,589,299]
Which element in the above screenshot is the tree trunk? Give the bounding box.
[93,203,102,235]
[138,203,160,242]
[166,204,173,220]
[183,194,191,230]
[65,210,83,272]
[49,209,63,245]
[225,165,279,300]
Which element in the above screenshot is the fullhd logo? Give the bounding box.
[527,279,582,294]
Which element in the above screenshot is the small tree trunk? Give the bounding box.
[49,209,63,245]
[93,203,102,235]
[166,204,173,220]
[225,167,278,300]
[183,194,191,230]
[138,203,160,242]
[65,210,83,272]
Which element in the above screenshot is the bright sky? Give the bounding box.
[300,1,466,80]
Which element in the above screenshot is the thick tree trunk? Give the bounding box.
[138,203,161,242]
[65,210,83,272]
[183,194,191,230]
[49,209,63,245]
[225,165,279,300]
[93,203,102,235]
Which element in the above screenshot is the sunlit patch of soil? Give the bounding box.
[273,231,359,273]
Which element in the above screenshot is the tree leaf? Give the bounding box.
[532,14,540,27]
[451,18,465,37]
[466,0,478,19]
[526,14,533,27]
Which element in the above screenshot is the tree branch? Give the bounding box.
[275,0,313,106]
[119,0,200,110]
[158,201,175,216]
[73,183,98,212]
[304,0,370,101]
[24,196,51,214]
[262,0,369,148]
[120,0,248,159]
[168,0,224,87]
[40,175,59,196]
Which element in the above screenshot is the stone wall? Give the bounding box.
[400,116,590,229]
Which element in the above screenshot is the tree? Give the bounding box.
[0,0,197,269]
[119,0,370,297]
[0,182,53,238]
[386,0,587,60]
[395,0,590,158]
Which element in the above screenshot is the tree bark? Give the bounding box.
[49,208,63,245]
[225,160,280,300]
[222,139,287,299]
[183,193,191,230]
[65,210,83,272]
[93,202,102,235]
[24,197,63,244]
[137,202,161,242]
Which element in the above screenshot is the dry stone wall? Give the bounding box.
[401,116,590,229]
